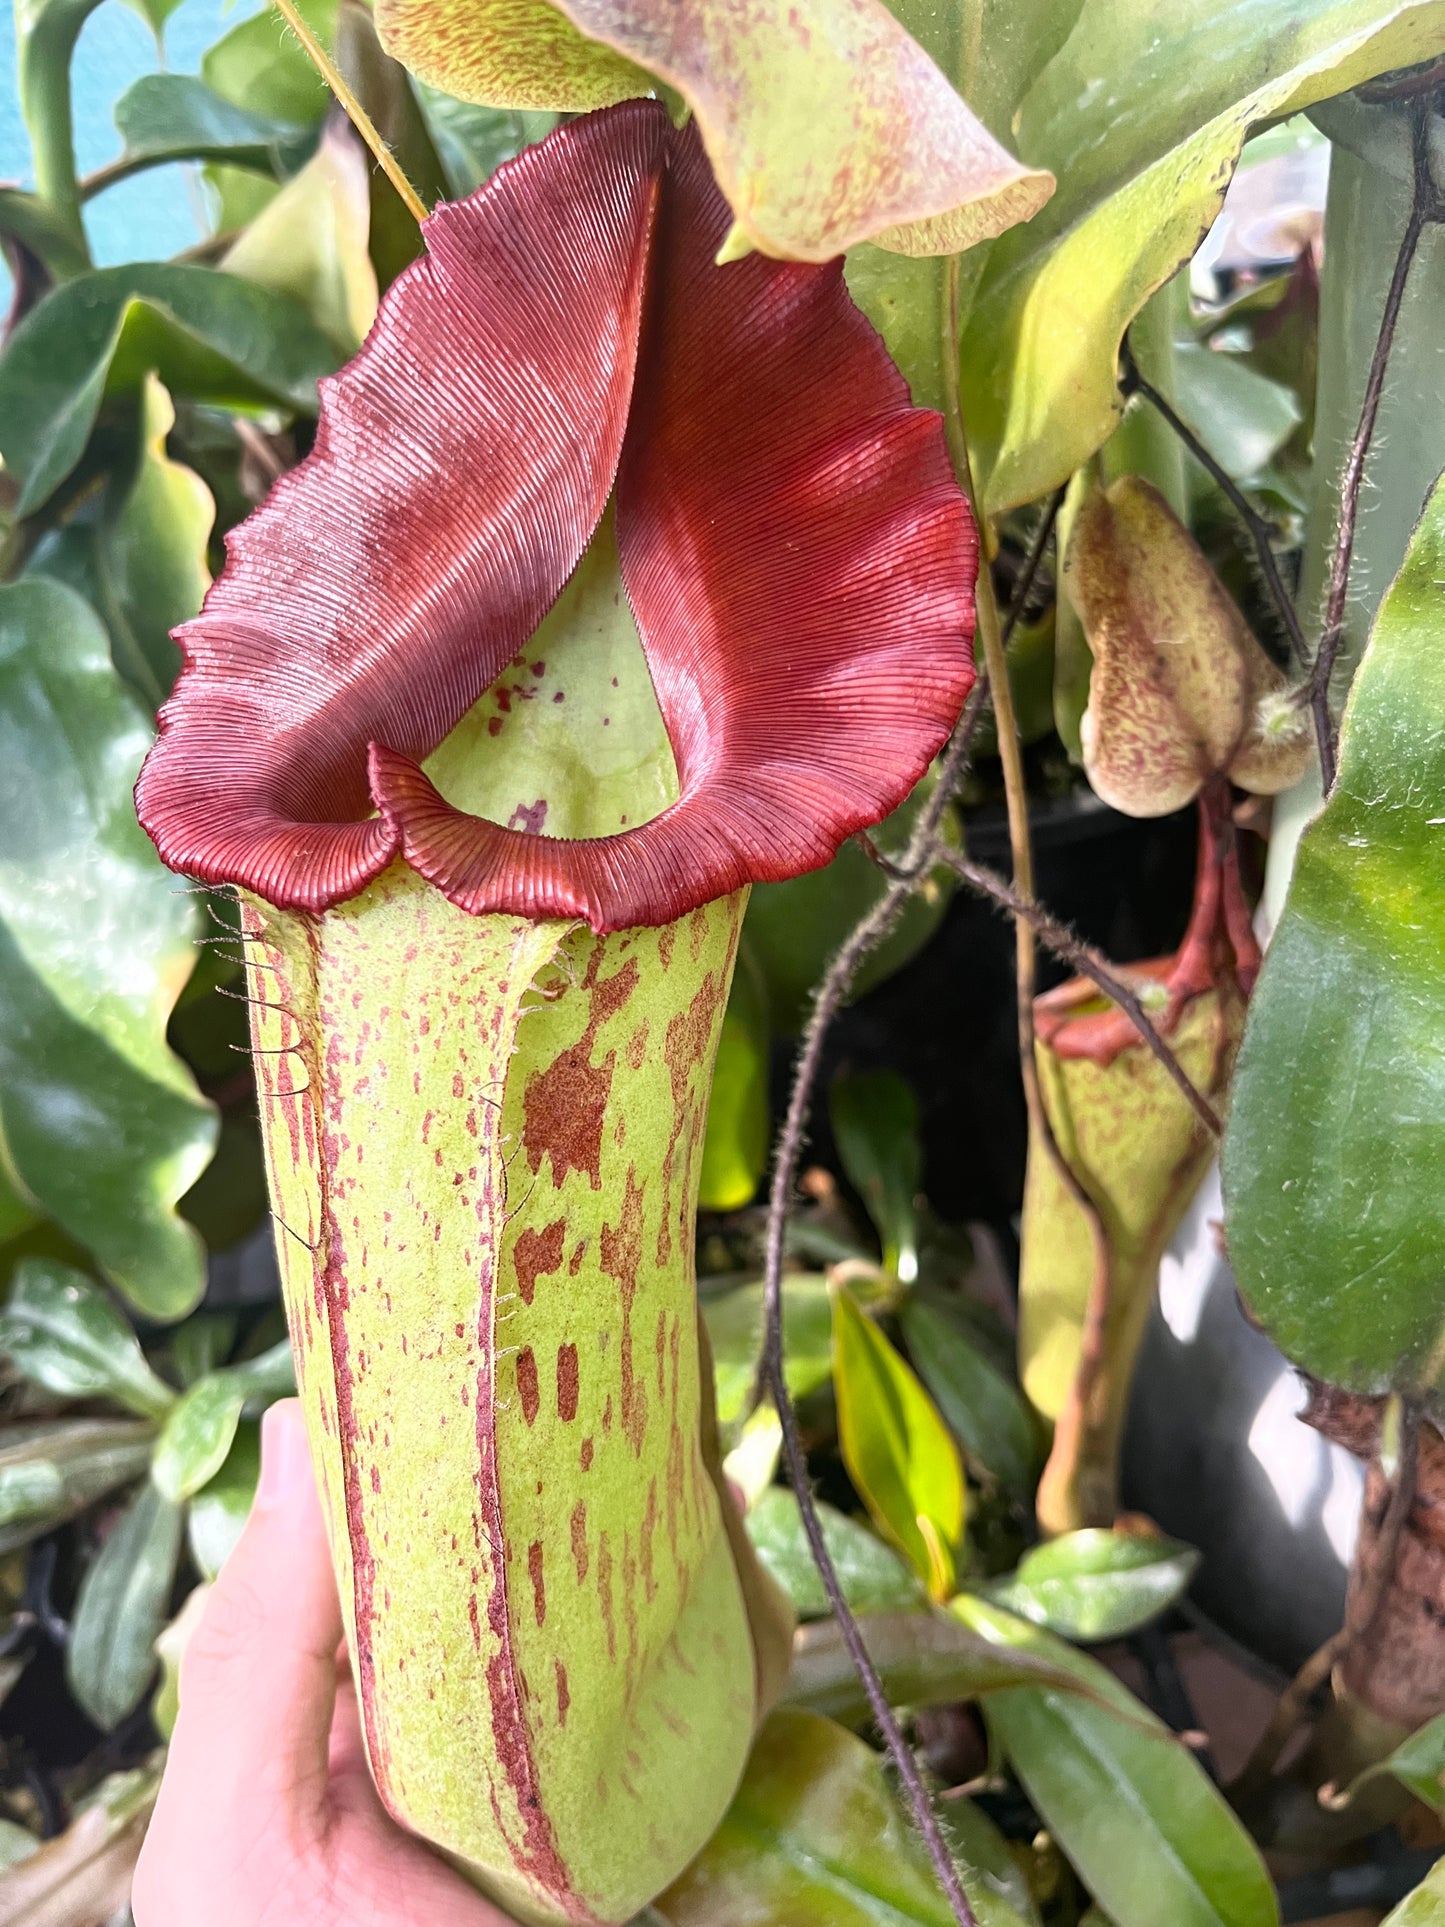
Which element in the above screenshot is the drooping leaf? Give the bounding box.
[187,1419,260,1579]
[1223,471,1445,1400]
[831,1070,921,1283]
[832,1283,965,1599]
[375,0,1054,260]
[0,582,216,1316]
[703,1275,834,1432]
[698,942,770,1212]
[0,1262,174,1418]
[151,1375,248,1503]
[746,1486,925,1620]
[986,1528,1199,1643]
[66,1480,184,1730]
[952,1596,1279,1927]
[656,1706,1033,1927]
[97,374,214,705]
[0,265,337,516]
[105,73,311,181]
[900,1294,1039,1499]
[221,120,379,356]
[960,0,1445,514]
[0,1419,155,1555]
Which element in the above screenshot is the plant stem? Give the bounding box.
[15,0,104,257]
[1306,104,1444,792]
[270,0,431,225]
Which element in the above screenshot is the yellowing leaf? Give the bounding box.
[1066,476,1312,817]
[375,0,1053,261]
[831,1282,964,1599]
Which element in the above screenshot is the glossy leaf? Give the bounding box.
[1066,477,1312,817]
[0,264,337,515]
[952,1596,1279,1927]
[900,1294,1038,1499]
[657,1706,1032,1927]
[703,1275,834,1432]
[151,1375,248,1503]
[698,943,769,1212]
[98,374,213,705]
[221,120,379,355]
[375,0,1053,261]
[1223,472,1445,1399]
[106,73,310,179]
[0,582,216,1316]
[746,1486,925,1620]
[187,1419,260,1580]
[832,1283,965,1600]
[0,1262,173,1418]
[987,1528,1199,1643]
[66,1480,184,1730]
[959,0,1445,513]
[0,1419,155,1555]
[831,1070,921,1283]
[1382,1856,1445,1925]
[744,779,959,1035]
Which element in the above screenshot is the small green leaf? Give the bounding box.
[0,1261,173,1417]
[901,1294,1039,1499]
[702,1275,833,1433]
[0,580,216,1315]
[1382,1855,1445,1925]
[227,1336,297,1402]
[0,264,338,515]
[831,1070,921,1283]
[987,1528,1199,1643]
[152,1374,248,1503]
[66,1480,183,1730]
[698,942,769,1213]
[832,1284,965,1600]
[1172,341,1302,484]
[952,1595,1279,1927]
[1327,1710,1445,1814]
[168,1311,238,1389]
[187,1419,260,1580]
[0,1418,154,1553]
[106,73,310,180]
[657,1706,1033,1927]
[746,1486,925,1621]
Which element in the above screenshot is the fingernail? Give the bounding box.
[256,1401,309,1511]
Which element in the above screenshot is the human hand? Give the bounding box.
[133,1398,518,1927]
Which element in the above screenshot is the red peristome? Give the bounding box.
[137,102,977,929]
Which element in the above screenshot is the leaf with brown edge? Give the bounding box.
[137,105,977,937]
[375,0,1053,261]
[1065,476,1312,818]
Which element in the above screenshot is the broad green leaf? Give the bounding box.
[152,1580,211,1741]
[103,73,311,182]
[202,0,338,124]
[151,1374,248,1502]
[187,1418,260,1579]
[221,122,379,356]
[66,1480,184,1730]
[745,779,958,1035]
[417,83,557,197]
[987,1528,1199,1643]
[97,375,213,705]
[960,0,1445,514]
[832,1283,965,1599]
[952,1595,1279,1927]
[0,582,216,1315]
[0,1262,173,1418]
[1383,1856,1445,1925]
[657,1706,1032,1927]
[901,1294,1038,1499]
[0,1419,154,1554]
[0,265,337,516]
[702,1275,833,1432]
[1223,472,1445,1399]
[375,0,1053,261]
[746,1486,925,1620]
[783,1608,1137,1729]
[1172,341,1302,485]
[698,943,769,1213]
[831,1070,921,1283]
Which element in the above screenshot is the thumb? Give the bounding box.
[162,1398,343,1836]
